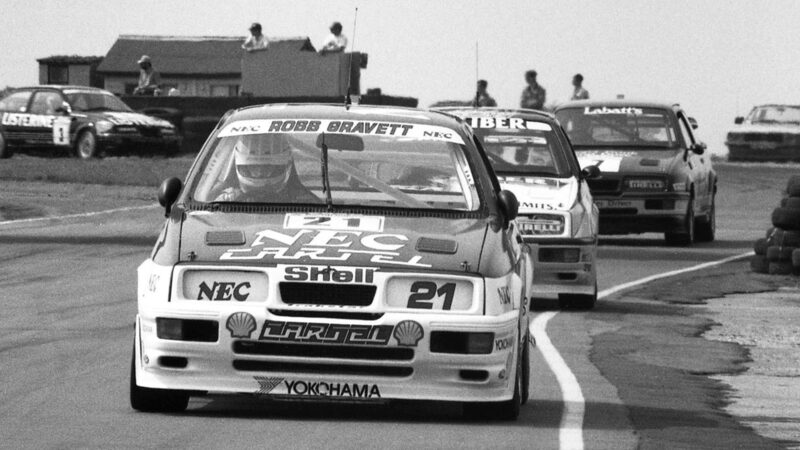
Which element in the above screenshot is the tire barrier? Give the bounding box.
[751,175,800,275]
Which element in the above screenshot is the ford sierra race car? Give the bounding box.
[132,104,533,419]
[0,85,180,159]
[436,107,599,309]
[554,100,717,245]
[726,104,800,162]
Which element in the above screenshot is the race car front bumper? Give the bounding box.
[524,237,596,298]
[594,193,690,235]
[134,307,523,403]
[97,131,181,153]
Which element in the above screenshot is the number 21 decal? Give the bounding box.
[407,281,456,310]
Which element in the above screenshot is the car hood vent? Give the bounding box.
[205,230,246,246]
[416,237,458,254]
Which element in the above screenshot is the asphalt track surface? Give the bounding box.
[0,163,791,449]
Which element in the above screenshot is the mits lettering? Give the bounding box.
[259,320,393,345]
[221,229,431,268]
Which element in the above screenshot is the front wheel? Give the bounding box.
[695,195,716,242]
[130,343,189,413]
[75,130,99,159]
[463,336,523,421]
[0,132,11,159]
[665,198,695,246]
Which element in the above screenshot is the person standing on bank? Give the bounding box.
[319,22,348,54]
[571,73,590,100]
[471,79,497,107]
[242,22,269,52]
[133,55,161,96]
[520,70,546,110]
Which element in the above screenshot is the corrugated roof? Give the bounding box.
[37,55,104,65]
[96,35,315,76]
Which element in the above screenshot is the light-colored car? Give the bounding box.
[132,104,533,419]
[437,107,599,309]
[726,104,800,162]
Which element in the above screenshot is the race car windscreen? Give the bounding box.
[555,106,679,149]
[189,121,481,212]
[64,90,133,112]
[474,127,571,177]
[747,106,800,124]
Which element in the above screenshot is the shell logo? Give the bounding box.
[226,312,257,338]
[393,320,424,347]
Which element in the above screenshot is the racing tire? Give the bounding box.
[768,261,794,275]
[0,132,11,159]
[463,337,523,421]
[695,196,716,243]
[521,329,530,406]
[766,246,795,262]
[750,255,769,274]
[786,175,800,197]
[130,344,190,413]
[75,130,99,159]
[665,199,695,246]
[753,238,768,255]
[772,207,800,231]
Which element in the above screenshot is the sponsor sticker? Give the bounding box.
[465,117,552,131]
[284,213,385,232]
[284,380,381,399]
[595,200,635,209]
[259,320,394,345]
[583,106,643,115]
[1,112,56,128]
[217,119,465,144]
[283,265,377,283]
[227,312,258,339]
[181,270,267,302]
[497,286,512,305]
[495,336,514,351]
[393,320,424,347]
[52,117,71,145]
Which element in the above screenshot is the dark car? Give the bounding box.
[0,85,180,159]
[726,104,800,162]
[133,104,533,419]
[554,100,716,245]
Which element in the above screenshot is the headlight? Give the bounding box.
[624,178,666,191]
[386,277,474,311]
[161,127,176,135]
[178,269,268,302]
[115,125,138,133]
[95,120,114,133]
[518,214,566,235]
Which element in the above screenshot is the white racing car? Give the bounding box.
[132,104,533,419]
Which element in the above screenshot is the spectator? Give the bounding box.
[133,55,161,96]
[471,79,497,107]
[167,87,180,97]
[520,70,546,110]
[242,22,269,52]
[319,22,348,54]
[571,73,590,100]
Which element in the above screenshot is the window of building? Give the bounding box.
[210,85,239,97]
[47,65,69,84]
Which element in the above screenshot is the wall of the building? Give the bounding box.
[104,75,240,96]
[241,51,362,97]
[38,63,95,86]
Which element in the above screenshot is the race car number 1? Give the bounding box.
[52,117,71,146]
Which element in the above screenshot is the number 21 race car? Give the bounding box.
[132,104,533,419]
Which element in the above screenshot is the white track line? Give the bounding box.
[531,251,754,450]
[0,204,159,227]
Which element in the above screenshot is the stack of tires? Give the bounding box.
[752,175,800,275]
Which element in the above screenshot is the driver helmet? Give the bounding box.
[233,133,294,193]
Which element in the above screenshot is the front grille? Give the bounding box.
[138,127,162,138]
[279,282,376,306]
[598,207,637,215]
[587,179,621,194]
[268,309,384,321]
[744,133,782,142]
[232,360,413,377]
[233,341,414,360]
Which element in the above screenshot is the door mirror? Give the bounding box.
[691,142,707,155]
[498,189,519,224]
[581,164,600,179]
[55,101,72,115]
[734,116,744,125]
[158,177,183,217]
[687,117,698,129]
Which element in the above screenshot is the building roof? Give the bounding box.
[37,55,104,65]
[96,35,315,76]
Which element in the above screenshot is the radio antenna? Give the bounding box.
[345,7,359,110]
[474,41,480,106]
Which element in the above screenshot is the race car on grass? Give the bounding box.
[436,107,599,309]
[726,104,800,162]
[554,100,717,245]
[133,103,533,419]
[0,85,180,159]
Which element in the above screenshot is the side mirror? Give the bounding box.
[691,142,707,155]
[581,164,600,179]
[55,101,72,115]
[498,190,519,224]
[734,116,744,125]
[158,177,183,217]
[688,117,698,129]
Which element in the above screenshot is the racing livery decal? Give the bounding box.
[283,265,377,283]
[393,320,424,347]
[198,281,251,301]
[284,213,385,232]
[284,380,381,398]
[1,112,56,128]
[104,112,170,127]
[583,106,643,115]
[227,312,257,338]
[465,117,552,131]
[254,376,284,394]
[259,320,394,345]
[217,119,465,144]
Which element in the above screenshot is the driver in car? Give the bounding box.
[215,133,320,203]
